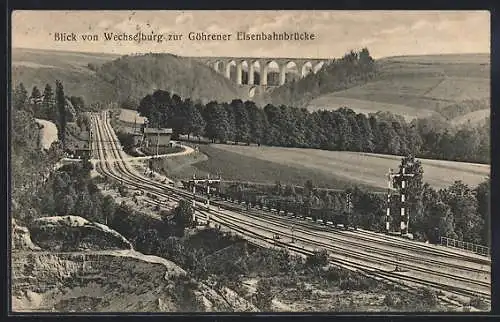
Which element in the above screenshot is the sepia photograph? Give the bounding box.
[10,10,491,313]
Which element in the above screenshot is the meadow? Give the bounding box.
[119,108,146,124]
[193,145,490,191]
[307,54,490,122]
[450,109,490,126]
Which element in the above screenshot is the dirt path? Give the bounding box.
[35,118,58,150]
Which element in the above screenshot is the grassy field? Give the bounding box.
[194,145,490,190]
[119,108,146,124]
[450,109,490,126]
[307,54,490,120]
[12,48,118,104]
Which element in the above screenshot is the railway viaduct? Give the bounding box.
[194,56,331,86]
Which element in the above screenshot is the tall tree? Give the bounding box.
[441,181,480,243]
[231,99,250,144]
[187,103,206,141]
[356,113,375,152]
[263,104,282,146]
[393,154,425,235]
[30,86,42,116]
[223,102,236,142]
[55,80,66,147]
[475,178,490,246]
[245,101,267,145]
[13,83,28,111]
[173,199,194,235]
[205,101,230,143]
[42,84,55,121]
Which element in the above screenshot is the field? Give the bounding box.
[189,145,490,191]
[307,54,490,121]
[450,109,490,126]
[307,96,437,121]
[12,48,119,72]
[119,108,146,124]
[12,48,118,104]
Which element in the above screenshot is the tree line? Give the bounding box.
[267,48,378,108]
[136,89,489,164]
[13,82,91,149]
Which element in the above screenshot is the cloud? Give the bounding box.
[205,23,230,34]
[360,37,378,46]
[97,19,113,29]
[113,20,137,33]
[175,13,193,25]
[410,20,432,31]
[378,25,406,35]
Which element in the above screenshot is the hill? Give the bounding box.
[12,48,119,105]
[12,48,242,107]
[96,53,241,105]
[306,53,490,121]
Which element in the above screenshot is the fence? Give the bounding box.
[440,236,490,257]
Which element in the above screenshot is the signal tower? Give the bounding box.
[386,166,415,236]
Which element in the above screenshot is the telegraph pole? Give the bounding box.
[346,192,352,229]
[156,127,160,156]
[188,173,221,223]
[206,173,210,209]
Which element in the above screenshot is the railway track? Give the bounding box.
[211,202,490,275]
[200,208,489,297]
[90,111,491,306]
[220,200,490,265]
[194,209,488,308]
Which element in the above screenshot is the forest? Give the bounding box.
[137,90,490,164]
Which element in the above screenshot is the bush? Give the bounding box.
[254,279,274,311]
[306,249,329,268]
[118,185,128,197]
[419,287,438,307]
[470,296,489,310]
[339,274,376,291]
[383,293,395,307]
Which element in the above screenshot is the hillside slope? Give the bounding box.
[12,48,242,107]
[307,54,489,121]
[97,53,241,104]
[451,110,490,127]
[12,48,118,105]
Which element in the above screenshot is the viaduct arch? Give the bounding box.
[198,56,330,87]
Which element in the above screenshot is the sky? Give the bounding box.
[12,10,490,59]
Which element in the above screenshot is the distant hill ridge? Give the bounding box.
[306,53,489,122]
[12,48,243,107]
[12,48,489,125]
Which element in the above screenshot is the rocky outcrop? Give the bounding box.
[195,284,258,312]
[11,250,187,312]
[29,216,133,251]
[11,216,255,312]
[12,219,41,251]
